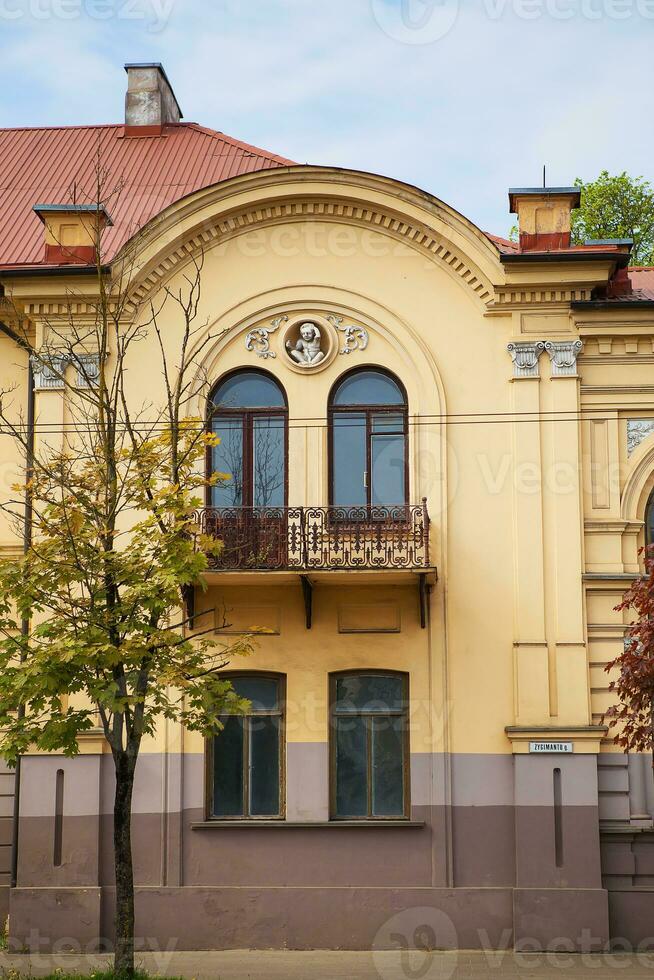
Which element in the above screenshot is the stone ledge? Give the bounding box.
[191,820,426,830]
[506,725,607,754]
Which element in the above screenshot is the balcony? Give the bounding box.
[195,502,434,627]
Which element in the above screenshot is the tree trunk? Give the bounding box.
[113,751,136,978]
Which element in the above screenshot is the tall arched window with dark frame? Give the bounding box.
[328,368,408,511]
[208,370,288,509]
[206,371,288,568]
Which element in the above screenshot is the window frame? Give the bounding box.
[328,669,410,821]
[646,489,654,550]
[206,671,287,822]
[206,370,289,509]
[328,368,409,510]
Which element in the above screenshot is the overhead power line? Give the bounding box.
[0,407,651,437]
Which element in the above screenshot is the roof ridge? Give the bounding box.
[0,123,124,134]
[185,122,295,164]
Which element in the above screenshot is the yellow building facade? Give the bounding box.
[1,64,654,952]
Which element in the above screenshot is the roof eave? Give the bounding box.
[501,250,631,269]
[571,299,654,310]
[0,264,110,279]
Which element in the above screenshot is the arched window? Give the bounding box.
[209,371,287,508]
[329,369,408,508]
[647,489,654,548]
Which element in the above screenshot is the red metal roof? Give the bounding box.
[627,267,654,302]
[484,231,632,260]
[484,232,519,254]
[0,122,294,269]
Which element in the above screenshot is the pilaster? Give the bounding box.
[508,342,548,724]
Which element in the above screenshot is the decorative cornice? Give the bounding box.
[581,384,654,396]
[125,197,496,312]
[584,519,644,534]
[22,301,115,318]
[493,286,594,308]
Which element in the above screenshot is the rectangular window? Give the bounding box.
[330,672,409,820]
[210,674,284,819]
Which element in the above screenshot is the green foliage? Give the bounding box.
[0,421,254,766]
[571,171,654,266]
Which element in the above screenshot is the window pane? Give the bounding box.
[332,371,404,407]
[335,715,368,817]
[371,434,406,506]
[249,716,281,816]
[372,715,405,817]
[231,676,279,711]
[253,416,285,507]
[334,674,404,713]
[648,493,654,547]
[212,716,244,817]
[372,413,405,433]
[211,417,243,507]
[212,372,285,409]
[332,413,366,506]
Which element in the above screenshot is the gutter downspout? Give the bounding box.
[0,320,35,891]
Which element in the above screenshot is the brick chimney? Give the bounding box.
[124,63,183,137]
[509,187,581,251]
[33,204,112,265]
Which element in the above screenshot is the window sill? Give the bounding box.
[191,820,425,830]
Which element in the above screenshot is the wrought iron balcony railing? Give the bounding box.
[196,501,431,571]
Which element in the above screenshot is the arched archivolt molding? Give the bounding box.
[116,166,502,315]
[621,436,654,523]
[185,285,447,421]
[185,284,450,549]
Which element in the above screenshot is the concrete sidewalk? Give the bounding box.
[2,950,654,978]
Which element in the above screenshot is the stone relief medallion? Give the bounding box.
[285,321,327,366]
[244,311,372,373]
[281,316,337,373]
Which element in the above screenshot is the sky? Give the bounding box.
[0,0,652,237]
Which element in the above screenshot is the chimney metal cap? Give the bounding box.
[509,187,581,212]
[33,204,113,227]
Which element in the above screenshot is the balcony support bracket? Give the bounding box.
[182,583,195,630]
[300,575,313,630]
[419,573,428,630]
